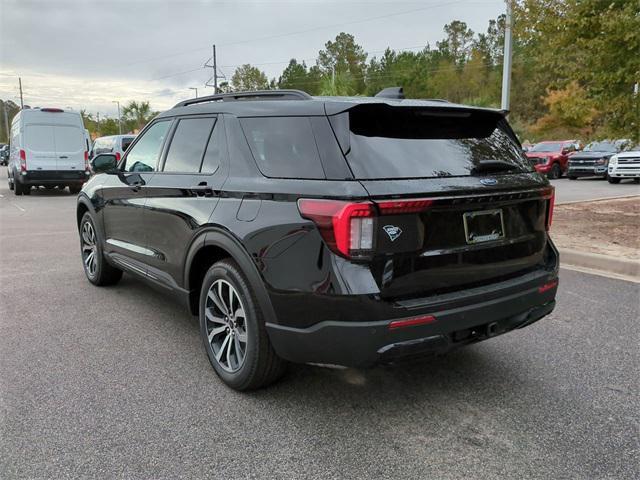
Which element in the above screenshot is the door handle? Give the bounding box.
[190,183,214,197]
[59,155,68,159]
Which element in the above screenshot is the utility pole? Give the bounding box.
[18,77,24,109]
[189,87,199,98]
[96,112,101,135]
[3,102,9,142]
[213,45,218,93]
[205,44,222,93]
[501,0,513,112]
[112,101,122,135]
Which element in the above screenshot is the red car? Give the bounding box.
[526,140,579,179]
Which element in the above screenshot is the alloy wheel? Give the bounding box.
[205,279,248,373]
[81,221,98,277]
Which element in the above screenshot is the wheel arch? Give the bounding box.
[76,195,96,230]
[184,228,278,325]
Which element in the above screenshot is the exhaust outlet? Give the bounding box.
[487,322,499,337]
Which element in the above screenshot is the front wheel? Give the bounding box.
[608,177,621,184]
[199,259,286,390]
[548,163,561,180]
[79,212,123,286]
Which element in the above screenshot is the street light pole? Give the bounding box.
[501,0,513,112]
[189,87,199,98]
[112,101,122,135]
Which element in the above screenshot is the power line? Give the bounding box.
[128,0,487,68]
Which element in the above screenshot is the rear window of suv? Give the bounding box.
[240,117,325,179]
[331,105,531,179]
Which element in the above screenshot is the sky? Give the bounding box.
[0,0,505,118]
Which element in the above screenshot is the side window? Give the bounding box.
[163,117,216,173]
[201,120,224,174]
[240,117,325,179]
[123,121,170,172]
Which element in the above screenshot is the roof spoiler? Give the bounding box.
[375,87,405,100]
[173,89,312,108]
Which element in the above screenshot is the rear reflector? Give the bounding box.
[19,149,27,171]
[389,315,437,330]
[538,280,558,293]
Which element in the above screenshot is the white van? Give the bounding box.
[7,108,90,195]
[90,134,137,163]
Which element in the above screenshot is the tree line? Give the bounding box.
[229,0,638,142]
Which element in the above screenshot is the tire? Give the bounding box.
[199,259,286,391]
[607,177,621,184]
[69,185,82,194]
[8,176,14,191]
[634,178,640,184]
[79,212,123,286]
[568,176,577,180]
[548,163,561,180]
[14,179,24,195]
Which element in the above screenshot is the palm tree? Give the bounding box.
[121,101,155,132]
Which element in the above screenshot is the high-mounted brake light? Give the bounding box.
[19,149,27,172]
[40,108,64,113]
[297,199,375,258]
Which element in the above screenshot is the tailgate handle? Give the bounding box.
[59,155,68,159]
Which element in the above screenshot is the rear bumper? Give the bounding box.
[18,170,89,185]
[266,273,558,367]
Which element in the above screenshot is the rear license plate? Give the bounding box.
[463,209,505,244]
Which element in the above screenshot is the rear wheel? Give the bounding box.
[14,179,24,195]
[69,185,82,194]
[568,176,577,180]
[80,212,123,286]
[199,259,286,390]
[607,177,621,184]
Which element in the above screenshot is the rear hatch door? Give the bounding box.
[54,124,86,171]
[24,124,57,171]
[329,103,553,299]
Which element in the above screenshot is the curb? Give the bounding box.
[556,193,640,205]
[559,249,640,280]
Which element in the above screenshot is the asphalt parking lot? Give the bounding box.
[1,169,638,479]
[550,176,640,204]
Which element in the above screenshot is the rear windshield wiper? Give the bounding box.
[471,160,519,174]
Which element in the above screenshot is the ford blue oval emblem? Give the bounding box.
[480,178,498,186]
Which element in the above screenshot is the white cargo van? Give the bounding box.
[7,108,90,195]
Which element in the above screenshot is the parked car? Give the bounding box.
[566,141,623,180]
[89,134,137,163]
[78,89,558,390]
[525,140,578,179]
[608,147,640,183]
[0,144,8,166]
[7,107,90,195]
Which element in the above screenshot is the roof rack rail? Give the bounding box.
[173,89,312,108]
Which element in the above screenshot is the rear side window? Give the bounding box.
[240,117,325,179]
[121,136,135,151]
[332,106,531,179]
[163,117,216,173]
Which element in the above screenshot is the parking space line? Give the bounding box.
[10,202,26,212]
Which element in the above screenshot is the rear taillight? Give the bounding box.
[115,151,121,162]
[297,197,433,259]
[297,199,375,259]
[19,149,27,172]
[545,187,555,230]
[84,151,89,171]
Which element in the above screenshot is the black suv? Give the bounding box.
[78,89,558,390]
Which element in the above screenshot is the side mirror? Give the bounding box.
[91,153,118,173]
